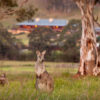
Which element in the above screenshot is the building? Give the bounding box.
[95,27,100,36]
[8,18,68,34]
[16,18,68,33]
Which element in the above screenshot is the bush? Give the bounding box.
[0,26,19,59]
[0,19,82,62]
[46,50,63,62]
[60,19,82,62]
[27,19,82,62]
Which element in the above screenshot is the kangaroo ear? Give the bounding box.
[36,50,40,55]
[42,50,46,55]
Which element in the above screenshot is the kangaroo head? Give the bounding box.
[36,50,46,63]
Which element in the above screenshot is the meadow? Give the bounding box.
[14,34,29,45]
[0,61,100,100]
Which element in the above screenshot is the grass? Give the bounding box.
[14,34,29,45]
[0,61,100,100]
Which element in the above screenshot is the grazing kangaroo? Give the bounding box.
[0,73,8,86]
[35,50,54,93]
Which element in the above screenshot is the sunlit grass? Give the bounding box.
[14,34,29,45]
[0,61,100,100]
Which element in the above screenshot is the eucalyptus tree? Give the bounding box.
[74,0,100,76]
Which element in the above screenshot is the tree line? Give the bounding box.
[0,19,82,62]
[46,0,77,13]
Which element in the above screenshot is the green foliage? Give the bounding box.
[97,36,100,42]
[0,19,82,62]
[28,27,58,52]
[49,50,63,62]
[0,24,19,59]
[62,19,82,34]
[18,50,34,61]
[0,0,17,7]
[27,19,82,62]
[60,19,82,62]
[16,5,38,22]
[0,0,37,22]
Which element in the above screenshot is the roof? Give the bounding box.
[17,19,68,26]
[95,27,100,32]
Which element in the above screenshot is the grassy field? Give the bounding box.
[0,61,100,100]
[14,34,29,45]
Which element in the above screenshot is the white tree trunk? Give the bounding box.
[76,1,99,76]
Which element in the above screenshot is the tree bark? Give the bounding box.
[76,1,99,76]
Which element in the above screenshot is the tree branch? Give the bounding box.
[93,16,100,27]
[0,0,29,20]
[19,0,29,8]
[75,0,85,16]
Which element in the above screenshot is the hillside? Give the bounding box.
[0,0,100,28]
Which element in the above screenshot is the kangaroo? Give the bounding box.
[0,73,8,86]
[35,50,54,93]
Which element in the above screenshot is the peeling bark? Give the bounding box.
[76,0,99,76]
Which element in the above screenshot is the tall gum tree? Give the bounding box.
[74,0,100,76]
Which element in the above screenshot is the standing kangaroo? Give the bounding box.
[35,50,54,92]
